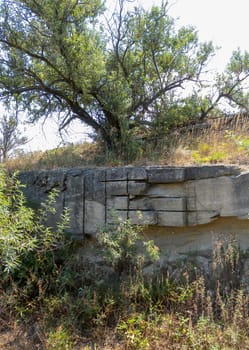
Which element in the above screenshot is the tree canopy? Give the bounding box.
[0,0,248,156]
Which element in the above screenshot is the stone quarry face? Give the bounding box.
[18,165,249,258]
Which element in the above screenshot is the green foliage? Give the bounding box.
[192,142,229,164]
[0,167,70,306]
[199,49,249,120]
[225,130,249,153]
[97,213,159,276]
[0,0,222,157]
[117,313,151,349]
[46,326,74,350]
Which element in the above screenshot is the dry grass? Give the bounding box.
[1,235,249,349]
[163,113,249,167]
[4,114,249,171]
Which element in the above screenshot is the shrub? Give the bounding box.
[97,213,159,276]
[0,167,70,307]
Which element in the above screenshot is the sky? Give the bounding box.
[167,0,248,72]
[8,0,249,152]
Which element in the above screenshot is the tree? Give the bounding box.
[198,49,249,120]
[0,0,248,156]
[0,111,28,162]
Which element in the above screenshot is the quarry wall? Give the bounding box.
[19,165,249,260]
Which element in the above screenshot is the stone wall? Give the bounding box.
[19,165,249,260]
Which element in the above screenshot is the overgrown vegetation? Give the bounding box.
[1,167,249,349]
[3,113,249,171]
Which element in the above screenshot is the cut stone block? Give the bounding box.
[129,198,153,210]
[157,211,187,226]
[187,211,219,226]
[147,167,186,183]
[187,177,234,216]
[84,200,105,234]
[184,165,240,181]
[146,184,185,197]
[128,167,147,180]
[107,196,129,210]
[151,197,186,211]
[128,181,148,195]
[84,170,106,204]
[106,181,127,196]
[106,168,128,181]
[64,175,84,234]
[129,197,186,211]
[187,197,196,211]
[233,173,249,217]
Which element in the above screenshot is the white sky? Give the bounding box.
[167,0,248,71]
[9,0,249,152]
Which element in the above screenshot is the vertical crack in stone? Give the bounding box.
[183,197,188,226]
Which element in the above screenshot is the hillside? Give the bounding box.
[5,114,249,171]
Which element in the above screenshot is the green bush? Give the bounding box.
[97,213,159,276]
[0,167,70,307]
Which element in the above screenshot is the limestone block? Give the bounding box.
[151,197,186,211]
[66,173,84,196]
[64,174,84,235]
[186,177,234,216]
[128,211,157,225]
[129,197,152,210]
[128,167,147,180]
[84,200,105,234]
[20,169,67,196]
[187,211,219,226]
[107,196,129,210]
[184,165,240,181]
[146,184,185,197]
[147,167,186,183]
[128,181,148,195]
[106,181,127,196]
[233,173,249,217]
[84,170,105,204]
[106,168,128,181]
[129,197,186,211]
[157,211,187,226]
[187,197,196,211]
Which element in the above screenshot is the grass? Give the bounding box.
[2,229,249,349]
[5,113,249,171]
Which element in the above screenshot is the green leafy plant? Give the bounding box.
[191,142,228,164]
[46,326,74,350]
[117,313,151,349]
[97,213,159,276]
[0,167,70,307]
[225,130,249,152]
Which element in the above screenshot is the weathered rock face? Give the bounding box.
[19,165,249,258]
